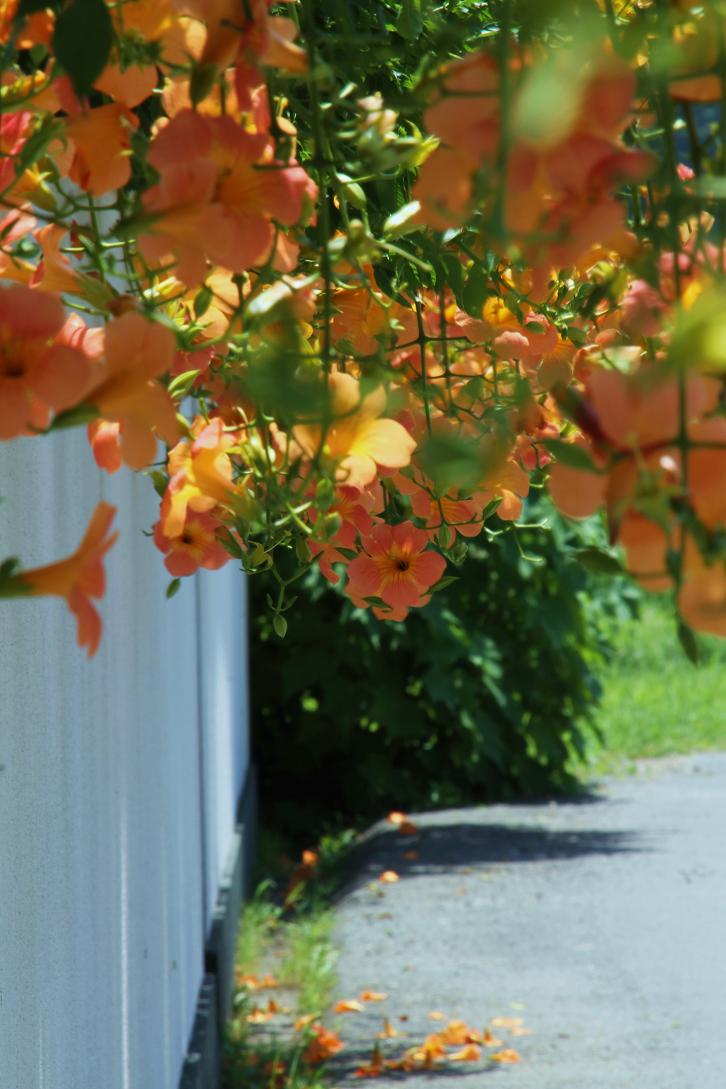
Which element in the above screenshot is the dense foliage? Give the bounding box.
[5,1,726,659]
[251,499,634,836]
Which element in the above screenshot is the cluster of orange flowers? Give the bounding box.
[3,0,726,652]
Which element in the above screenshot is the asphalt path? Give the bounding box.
[330,753,726,1089]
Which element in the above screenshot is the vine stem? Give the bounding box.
[414,297,433,436]
[492,0,512,243]
[300,0,334,463]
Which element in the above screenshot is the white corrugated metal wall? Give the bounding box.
[0,428,249,1089]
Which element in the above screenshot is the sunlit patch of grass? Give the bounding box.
[224,891,339,1089]
[585,598,726,775]
[280,912,337,1016]
[235,884,282,974]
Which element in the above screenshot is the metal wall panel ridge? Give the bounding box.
[0,430,249,1089]
[198,568,250,930]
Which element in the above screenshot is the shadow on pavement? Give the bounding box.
[337,815,647,894]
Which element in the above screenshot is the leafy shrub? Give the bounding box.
[250,500,633,839]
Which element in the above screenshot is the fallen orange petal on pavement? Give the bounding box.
[302,1023,345,1064]
[354,1063,383,1079]
[491,1048,521,1064]
[354,1045,384,1078]
[245,1007,274,1024]
[450,1044,482,1062]
[379,870,399,883]
[237,972,259,989]
[376,1017,399,1039]
[440,1019,481,1045]
[335,999,366,1014]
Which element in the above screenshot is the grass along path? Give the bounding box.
[585,599,726,775]
[223,887,340,1089]
[223,833,359,1089]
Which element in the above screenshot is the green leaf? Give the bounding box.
[669,286,726,372]
[383,200,421,237]
[0,557,32,599]
[574,547,624,575]
[429,574,459,595]
[273,614,288,639]
[544,439,599,472]
[249,543,272,569]
[217,527,246,560]
[165,578,182,600]
[189,61,218,107]
[294,536,310,564]
[45,402,99,432]
[193,285,212,319]
[448,539,468,566]
[362,595,390,609]
[440,253,464,307]
[314,477,335,509]
[53,0,114,97]
[566,325,587,347]
[148,470,168,499]
[336,173,367,210]
[0,557,20,578]
[677,619,700,666]
[113,213,159,242]
[482,496,503,519]
[18,0,52,14]
[692,175,726,200]
[10,116,64,178]
[397,0,423,39]
[168,369,201,400]
[462,263,489,317]
[417,432,483,494]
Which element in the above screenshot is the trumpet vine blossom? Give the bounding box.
[1,0,726,653]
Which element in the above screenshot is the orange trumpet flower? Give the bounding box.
[19,503,118,657]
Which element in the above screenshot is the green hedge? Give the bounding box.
[250,501,634,839]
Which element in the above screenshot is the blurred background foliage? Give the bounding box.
[590,597,726,776]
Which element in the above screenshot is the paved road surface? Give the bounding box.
[330,754,726,1089]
